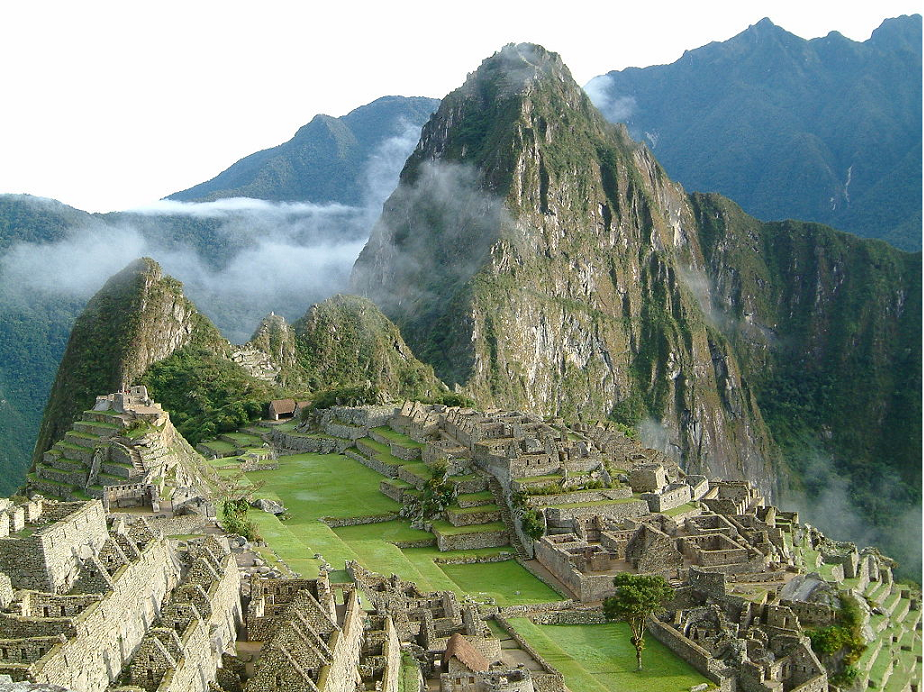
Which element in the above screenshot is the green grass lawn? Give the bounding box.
[457,491,494,504]
[507,619,716,692]
[359,437,391,453]
[244,451,562,606]
[247,453,401,519]
[334,520,432,544]
[440,561,562,606]
[431,520,507,535]
[397,652,421,692]
[223,432,264,445]
[201,439,237,454]
[373,426,426,448]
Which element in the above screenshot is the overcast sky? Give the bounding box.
[0,0,919,212]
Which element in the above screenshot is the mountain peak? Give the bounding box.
[748,17,778,32]
[31,257,223,467]
[461,42,571,98]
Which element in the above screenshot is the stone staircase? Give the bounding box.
[29,410,130,500]
[488,477,529,558]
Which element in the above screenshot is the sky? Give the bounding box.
[0,0,919,213]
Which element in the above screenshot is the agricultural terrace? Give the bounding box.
[241,452,561,606]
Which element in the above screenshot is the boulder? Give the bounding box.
[251,498,286,515]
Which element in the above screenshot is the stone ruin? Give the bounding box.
[0,495,494,692]
[0,497,239,691]
[6,393,919,691]
[347,563,561,692]
[27,387,209,515]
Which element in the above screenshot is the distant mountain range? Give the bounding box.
[168,96,439,205]
[586,14,922,251]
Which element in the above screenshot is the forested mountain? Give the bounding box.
[32,257,446,466]
[587,15,922,250]
[352,43,920,573]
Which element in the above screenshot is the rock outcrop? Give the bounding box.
[353,43,776,489]
[31,258,226,467]
[351,41,921,551]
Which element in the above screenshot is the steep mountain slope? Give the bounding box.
[31,257,228,466]
[690,193,921,571]
[587,15,922,250]
[353,43,777,488]
[352,43,921,570]
[0,197,95,493]
[32,256,447,464]
[290,294,446,400]
[168,96,439,205]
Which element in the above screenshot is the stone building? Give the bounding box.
[649,567,829,692]
[0,500,178,691]
[534,476,791,602]
[233,573,402,692]
[440,633,536,692]
[26,389,209,513]
[112,535,242,692]
[267,400,296,421]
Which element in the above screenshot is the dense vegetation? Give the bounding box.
[30,258,227,467]
[292,294,446,401]
[140,347,275,446]
[807,594,867,686]
[591,15,922,250]
[691,193,922,573]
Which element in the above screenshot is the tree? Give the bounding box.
[602,573,674,671]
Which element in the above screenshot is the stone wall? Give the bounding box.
[322,514,399,528]
[0,501,109,594]
[543,499,648,524]
[445,508,501,528]
[647,619,734,691]
[529,609,605,625]
[378,615,401,692]
[327,406,396,429]
[1,532,176,691]
[379,481,405,503]
[323,420,368,442]
[269,428,351,455]
[346,449,400,479]
[533,538,612,603]
[103,484,156,511]
[779,600,836,628]
[369,430,422,462]
[434,529,508,552]
[641,483,691,513]
[317,589,364,692]
[525,488,631,508]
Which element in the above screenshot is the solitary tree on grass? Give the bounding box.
[602,572,675,671]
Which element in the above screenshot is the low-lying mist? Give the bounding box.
[0,122,422,344]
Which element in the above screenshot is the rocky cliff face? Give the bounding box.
[353,42,920,565]
[353,44,776,488]
[289,294,446,401]
[31,257,225,466]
